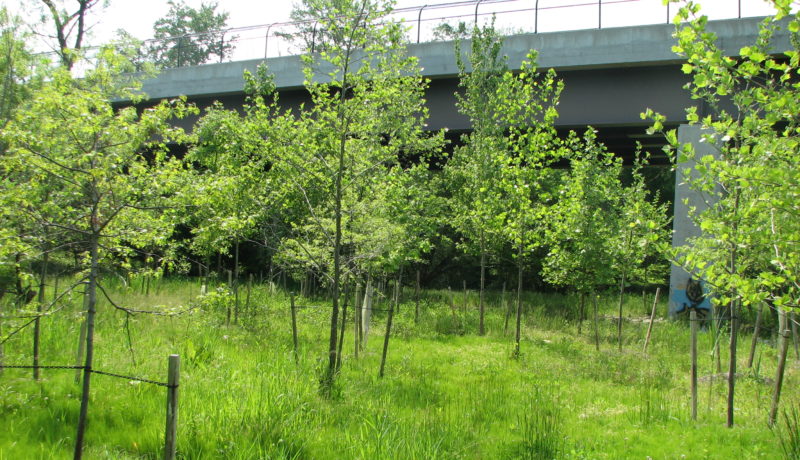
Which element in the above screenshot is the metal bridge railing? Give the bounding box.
[54,0,762,73]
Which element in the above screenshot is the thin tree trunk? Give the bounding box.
[727,299,739,428]
[643,287,660,354]
[336,279,349,371]
[502,282,509,335]
[769,308,791,427]
[515,244,523,357]
[354,282,362,358]
[791,312,799,360]
[479,235,486,336]
[577,292,585,335]
[593,293,600,352]
[33,251,49,380]
[617,270,626,351]
[234,239,240,325]
[74,233,99,460]
[415,268,420,324]
[747,303,763,368]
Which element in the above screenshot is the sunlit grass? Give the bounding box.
[1,278,796,458]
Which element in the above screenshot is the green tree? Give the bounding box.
[447,22,509,336]
[645,0,800,427]
[494,51,565,356]
[147,0,233,68]
[1,49,195,457]
[280,0,438,392]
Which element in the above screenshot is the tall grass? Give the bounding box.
[0,278,794,459]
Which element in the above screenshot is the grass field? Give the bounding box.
[1,277,798,459]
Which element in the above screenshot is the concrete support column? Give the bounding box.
[669,124,715,316]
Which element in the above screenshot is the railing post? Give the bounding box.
[535,0,540,34]
[311,22,318,54]
[264,23,274,59]
[598,0,602,29]
[164,354,180,460]
[417,5,427,43]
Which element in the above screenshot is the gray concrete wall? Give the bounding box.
[669,124,717,315]
[140,16,781,101]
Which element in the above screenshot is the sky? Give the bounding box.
[12,0,782,58]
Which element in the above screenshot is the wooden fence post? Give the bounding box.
[643,287,660,354]
[164,354,180,460]
[690,309,698,421]
[379,303,395,378]
[290,293,298,364]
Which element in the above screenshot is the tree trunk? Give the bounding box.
[514,244,523,358]
[479,235,486,336]
[502,282,509,335]
[769,308,791,427]
[362,276,373,348]
[593,293,600,351]
[727,299,739,428]
[354,282,362,358]
[74,233,99,460]
[577,292,585,335]
[336,279,349,371]
[415,268,420,324]
[33,251,49,380]
[234,239,240,325]
[617,270,626,351]
[747,303,763,368]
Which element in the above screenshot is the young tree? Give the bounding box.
[147,0,233,68]
[279,0,438,393]
[447,23,509,336]
[645,0,800,426]
[495,51,565,356]
[1,49,195,458]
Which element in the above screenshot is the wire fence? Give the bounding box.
[0,364,175,388]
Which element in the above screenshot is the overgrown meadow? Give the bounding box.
[2,277,797,459]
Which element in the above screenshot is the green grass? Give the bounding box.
[1,277,797,459]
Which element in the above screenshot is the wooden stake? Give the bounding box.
[415,269,420,324]
[246,274,252,319]
[769,309,790,427]
[33,251,48,380]
[617,270,626,351]
[164,354,180,460]
[643,287,660,354]
[593,293,600,352]
[690,309,698,421]
[747,303,763,368]
[502,283,509,335]
[379,302,395,378]
[290,293,298,364]
[791,312,799,360]
[226,270,232,325]
[354,282,362,358]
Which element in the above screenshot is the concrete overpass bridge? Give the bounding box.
[138,16,790,313]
